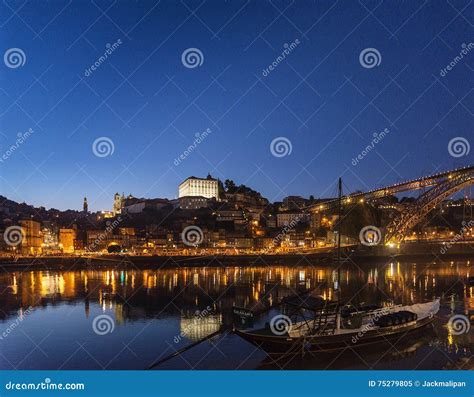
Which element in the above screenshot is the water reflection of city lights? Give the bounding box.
[0,262,471,327]
[179,314,222,342]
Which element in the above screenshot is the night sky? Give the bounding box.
[1,0,472,212]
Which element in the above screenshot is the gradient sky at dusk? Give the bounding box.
[1,0,473,211]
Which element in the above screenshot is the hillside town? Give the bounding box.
[0,174,472,256]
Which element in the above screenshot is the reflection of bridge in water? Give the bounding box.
[307,166,474,245]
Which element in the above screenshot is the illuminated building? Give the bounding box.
[215,209,246,222]
[276,212,310,227]
[225,237,253,249]
[19,220,42,255]
[119,227,135,236]
[178,175,219,200]
[113,192,124,215]
[99,211,114,219]
[59,228,76,253]
[86,230,107,251]
[41,222,59,252]
[254,237,274,250]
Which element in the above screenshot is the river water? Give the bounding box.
[0,259,472,369]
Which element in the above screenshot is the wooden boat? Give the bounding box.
[234,298,440,354]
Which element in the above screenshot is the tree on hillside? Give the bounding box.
[224,179,236,192]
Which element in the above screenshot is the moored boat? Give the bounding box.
[234,298,440,355]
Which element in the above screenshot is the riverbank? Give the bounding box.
[0,243,473,270]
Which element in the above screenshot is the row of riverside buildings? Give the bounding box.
[2,175,471,256]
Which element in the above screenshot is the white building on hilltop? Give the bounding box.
[178,175,219,200]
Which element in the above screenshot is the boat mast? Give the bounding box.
[337,177,342,269]
[336,177,342,331]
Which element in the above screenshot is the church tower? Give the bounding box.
[113,193,123,216]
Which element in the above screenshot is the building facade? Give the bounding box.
[59,228,76,253]
[42,222,59,253]
[113,193,124,215]
[19,220,42,255]
[276,212,310,227]
[178,176,219,200]
[174,196,210,210]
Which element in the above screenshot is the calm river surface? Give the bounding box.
[0,259,472,370]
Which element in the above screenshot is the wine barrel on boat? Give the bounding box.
[374,311,418,327]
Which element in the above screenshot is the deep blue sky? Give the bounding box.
[1,0,472,211]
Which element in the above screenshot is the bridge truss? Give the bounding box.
[307,166,474,244]
[384,169,473,244]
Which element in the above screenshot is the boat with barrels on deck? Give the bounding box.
[234,296,440,355]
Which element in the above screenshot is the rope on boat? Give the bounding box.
[146,329,224,369]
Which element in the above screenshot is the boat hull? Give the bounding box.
[234,315,435,354]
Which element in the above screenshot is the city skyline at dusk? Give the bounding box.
[1,1,472,212]
[0,1,473,384]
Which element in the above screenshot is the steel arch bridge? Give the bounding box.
[307,165,474,244]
